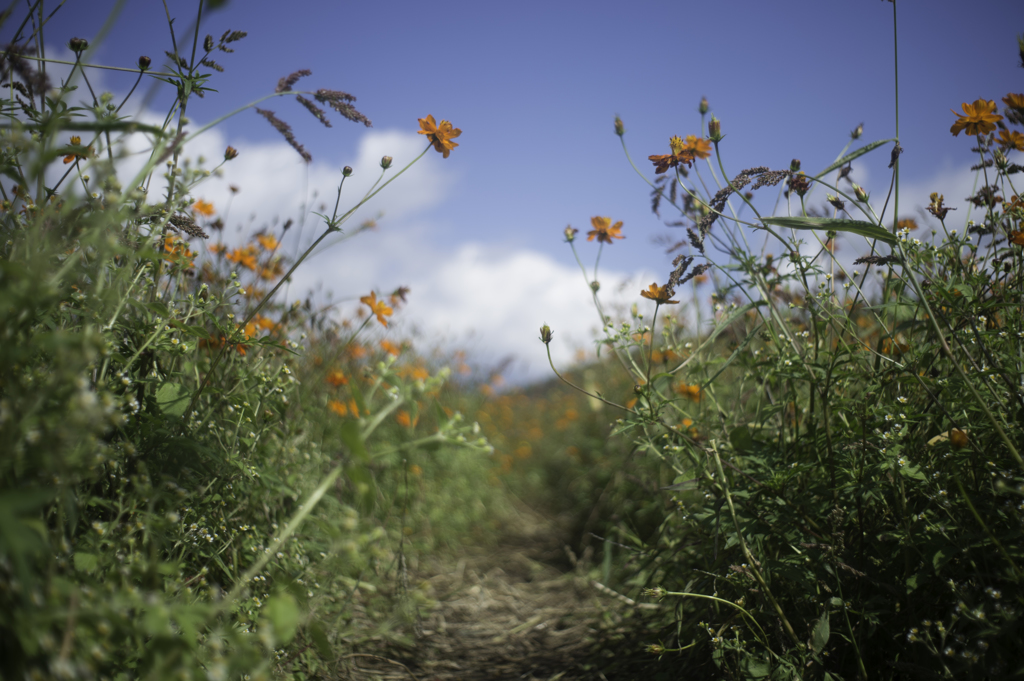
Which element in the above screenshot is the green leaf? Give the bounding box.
[155,382,190,418]
[743,656,771,679]
[339,420,368,463]
[263,592,300,645]
[815,139,895,178]
[811,611,830,653]
[761,216,897,245]
[308,620,333,659]
[73,552,98,573]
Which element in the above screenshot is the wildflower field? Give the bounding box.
[2,1,1024,679]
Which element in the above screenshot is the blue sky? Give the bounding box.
[18,0,1024,380]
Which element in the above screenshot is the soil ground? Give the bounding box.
[341,501,674,681]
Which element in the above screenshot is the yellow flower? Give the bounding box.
[360,291,393,327]
[586,216,625,244]
[192,199,215,217]
[328,399,348,416]
[1003,93,1024,112]
[669,136,686,155]
[380,339,401,356]
[417,114,462,158]
[949,99,1003,137]
[681,134,712,160]
[639,282,679,305]
[949,428,969,449]
[326,370,348,387]
[256,234,279,250]
[995,130,1024,152]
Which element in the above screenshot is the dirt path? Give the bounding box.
[343,502,667,681]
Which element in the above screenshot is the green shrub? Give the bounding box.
[0,5,489,679]
[552,16,1024,681]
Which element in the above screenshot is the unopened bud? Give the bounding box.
[851,122,863,140]
[853,184,869,202]
[707,116,722,142]
[342,165,353,177]
[827,194,845,211]
[590,280,600,293]
[790,159,802,173]
[699,97,709,115]
[138,55,151,71]
[564,226,578,242]
[380,156,393,169]
[539,324,553,344]
[614,116,625,137]
[69,38,88,54]
[223,146,238,161]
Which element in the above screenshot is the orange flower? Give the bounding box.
[949,99,1003,137]
[417,114,462,158]
[1008,231,1024,245]
[1003,93,1024,112]
[326,370,348,387]
[650,137,696,174]
[226,245,258,271]
[192,199,215,217]
[949,428,969,449]
[328,399,348,416]
[63,135,89,164]
[360,292,393,327]
[586,216,625,244]
[208,243,226,256]
[640,282,679,305]
[380,339,401,356]
[409,463,422,476]
[693,274,709,285]
[256,234,279,250]
[676,383,701,402]
[680,134,712,160]
[897,218,919,231]
[396,410,418,428]
[995,130,1024,152]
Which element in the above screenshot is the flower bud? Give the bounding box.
[614,116,625,137]
[590,280,600,293]
[790,159,802,173]
[380,156,393,169]
[699,97,709,115]
[69,38,88,54]
[827,194,845,211]
[564,226,578,242]
[539,324,553,344]
[223,146,238,161]
[707,116,722,142]
[342,165,353,177]
[138,55,151,71]
[949,428,969,449]
[851,122,864,140]
[853,184,869,202]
